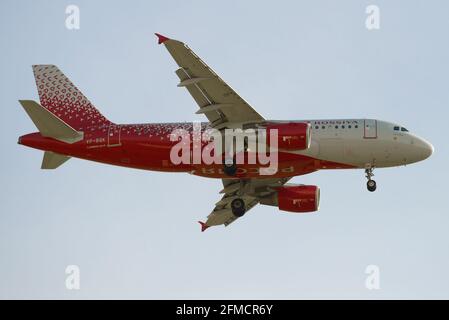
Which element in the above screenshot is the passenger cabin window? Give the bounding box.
[401,127,409,132]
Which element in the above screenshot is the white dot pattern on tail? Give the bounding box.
[32,65,110,131]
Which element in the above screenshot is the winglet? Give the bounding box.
[198,221,210,232]
[155,33,170,45]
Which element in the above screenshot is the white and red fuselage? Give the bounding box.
[19,118,433,179]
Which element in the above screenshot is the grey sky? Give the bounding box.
[0,0,448,299]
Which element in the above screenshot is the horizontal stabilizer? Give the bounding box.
[19,100,83,144]
[41,151,70,169]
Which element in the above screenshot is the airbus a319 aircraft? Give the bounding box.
[18,33,433,231]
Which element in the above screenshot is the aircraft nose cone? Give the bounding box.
[417,138,434,160]
[424,141,434,159]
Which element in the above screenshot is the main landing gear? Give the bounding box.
[231,198,246,217]
[365,167,377,192]
[223,158,237,176]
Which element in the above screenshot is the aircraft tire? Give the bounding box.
[223,158,237,176]
[231,198,246,217]
[367,180,377,192]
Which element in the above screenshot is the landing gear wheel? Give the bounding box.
[223,158,237,176]
[367,180,377,192]
[231,198,246,217]
[365,167,377,192]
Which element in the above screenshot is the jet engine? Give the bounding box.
[260,184,320,212]
[259,184,320,213]
[266,122,311,150]
[276,185,320,213]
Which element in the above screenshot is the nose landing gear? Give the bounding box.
[367,179,377,192]
[365,167,377,192]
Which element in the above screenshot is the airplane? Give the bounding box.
[18,33,433,231]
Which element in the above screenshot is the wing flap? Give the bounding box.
[206,209,234,227]
[158,34,265,126]
[199,178,291,231]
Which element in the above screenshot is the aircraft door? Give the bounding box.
[108,124,121,146]
[363,119,377,139]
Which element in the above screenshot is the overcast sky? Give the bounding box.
[1,0,448,299]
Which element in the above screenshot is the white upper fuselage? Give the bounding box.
[288,119,433,169]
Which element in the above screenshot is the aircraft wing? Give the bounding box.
[156,33,265,128]
[199,177,291,231]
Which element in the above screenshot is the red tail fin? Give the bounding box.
[32,65,111,131]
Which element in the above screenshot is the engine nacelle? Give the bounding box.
[266,122,311,150]
[277,185,320,213]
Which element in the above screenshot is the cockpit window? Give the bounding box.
[394,126,400,131]
[401,127,409,132]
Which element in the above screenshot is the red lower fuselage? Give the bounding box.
[19,122,352,179]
